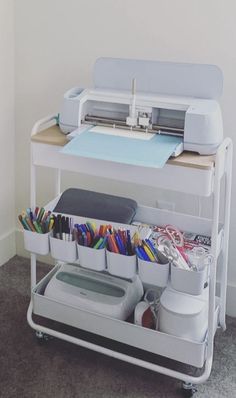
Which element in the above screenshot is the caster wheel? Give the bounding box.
[35,331,51,343]
[182,382,197,397]
[182,390,196,398]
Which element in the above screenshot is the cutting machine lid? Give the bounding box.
[44,264,144,321]
[56,270,126,298]
[93,57,223,100]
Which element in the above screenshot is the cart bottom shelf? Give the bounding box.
[32,265,219,369]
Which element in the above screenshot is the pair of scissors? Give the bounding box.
[158,239,190,270]
[156,225,189,264]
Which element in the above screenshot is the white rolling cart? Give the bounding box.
[27,116,233,397]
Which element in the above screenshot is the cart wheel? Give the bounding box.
[182,382,198,397]
[35,330,51,343]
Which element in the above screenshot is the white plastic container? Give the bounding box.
[77,244,106,271]
[158,287,208,342]
[171,263,208,295]
[106,250,137,279]
[138,258,169,287]
[24,230,51,255]
[49,236,77,263]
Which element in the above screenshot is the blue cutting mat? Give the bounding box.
[62,130,182,168]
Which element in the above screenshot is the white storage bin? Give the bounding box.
[138,258,169,287]
[106,250,137,279]
[77,244,106,271]
[24,230,51,255]
[50,236,77,263]
[171,263,208,296]
[158,286,208,342]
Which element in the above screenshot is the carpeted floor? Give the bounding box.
[0,256,235,398]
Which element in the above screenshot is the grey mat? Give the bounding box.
[0,256,235,398]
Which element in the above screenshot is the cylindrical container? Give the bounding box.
[49,236,77,263]
[24,230,51,255]
[77,244,106,271]
[106,250,137,279]
[171,263,208,295]
[158,287,208,342]
[138,258,169,287]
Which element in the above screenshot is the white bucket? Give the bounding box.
[138,258,169,287]
[24,230,51,255]
[171,263,208,295]
[106,250,137,279]
[50,236,77,263]
[77,244,106,271]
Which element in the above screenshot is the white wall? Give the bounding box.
[0,0,15,264]
[15,0,236,315]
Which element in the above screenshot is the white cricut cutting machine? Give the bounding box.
[44,264,144,320]
[59,58,223,155]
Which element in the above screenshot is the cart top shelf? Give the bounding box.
[31,125,215,171]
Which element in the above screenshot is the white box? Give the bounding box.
[77,244,106,271]
[24,230,51,255]
[158,286,208,342]
[49,236,77,263]
[106,250,137,279]
[138,258,169,287]
[171,263,208,295]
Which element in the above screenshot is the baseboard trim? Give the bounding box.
[223,283,236,318]
[0,229,16,266]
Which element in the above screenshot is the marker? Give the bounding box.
[138,246,150,261]
[33,220,42,233]
[34,207,39,218]
[18,215,31,231]
[145,239,159,262]
[107,235,119,253]
[93,237,103,249]
[142,240,156,262]
[127,230,133,255]
[26,217,36,232]
[115,234,126,255]
[37,208,45,223]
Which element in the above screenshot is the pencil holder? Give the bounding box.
[24,230,51,255]
[138,258,169,288]
[170,263,208,295]
[77,244,106,271]
[49,236,77,263]
[106,250,137,279]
